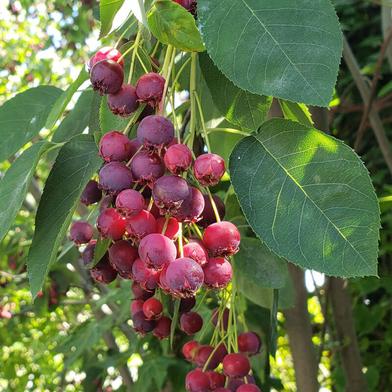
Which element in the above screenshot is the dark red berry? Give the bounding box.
[199,195,225,228]
[108,84,139,117]
[100,194,114,212]
[194,153,225,186]
[89,47,124,69]
[153,316,171,339]
[116,189,145,217]
[142,297,163,320]
[80,180,102,205]
[238,332,261,356]
[157,217,180,239]
[153,175,190,214]
[99,131,133,162]
[203,258,232,289]
[138,233,177,270]
[90,256,117,284]
[212,308,229,331]
[125,210,157,242]
[108,240,138,279]
[70,221,93,245]
[132,258,160,291]
[227,376,256,391]
[132,311,156,334]
[135,72,165,106]
[164,144,193,174]
[98,162,133,194]
[90,60,123,95]
[130,151,165,185]
[165,257,204,298]
[173,186,204,223]
[82,240,97,265]
[185,369,210,392]
[97,208,126,240]
[180,311,203,335]
[131,299,144,316]
[203,221,240,257]
[137,115,174,150]
[180,297,196,313]
[195,345,216,369]
[237,385,261,392]
[182,340,199,362]
[183,240,209,266]
[132,281,154,300]
[206,371,225,390]
[212,343,228,365]
[222,353,250,378]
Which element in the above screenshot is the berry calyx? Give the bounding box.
[194,153,225,187]
[90,60,123,95]
[135,72,165,106]
[97,208,126,240]
[185,369,210,392]
[142,297,163,320]
[182,340,199,362]
[108,240,138,279]
[203,221,241,257]
[80,180,102,205]
[89,47,124,69]
[130,151,165,185]
[116,189,145,217]
[164,144,193,174]
[238,332,261,356]
[99,131,133,162]
[98,162,133,194]
[153,316,172,339]
[70,221,93,245]
[180,311,203,335]
[183,239,209,266]
[125,210,157,242]
[108,84,139,117]
[222,353,251,378]
[203,257,233,289]
[137,115,174,150]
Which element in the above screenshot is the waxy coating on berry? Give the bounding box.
[194,153,225,187]
[90,60,124,95]
[182,340,199,362]
[137,115,174,149]
[131,299,144,316]
[125,210,157,242]
[130,151,165,185]
[180,311,203,335]
[153,316,172,339]
[70,221,93,245]
[108,84,139,117]
[173,186,205,223]
[132,281,154,300]
[183,240,209,266]
[132,311,156,334]
[237,385,261,392]
[199,194,225,228]
[164,143,193,174]
[108,240,138,279]
[139,233,177,270]
[135,72,165,105]
[97,208,126,240]
[99,131,133,162]
[142,297,163,320]
[165,257,204,298]
[80,180,102,205]
[132,258,160,291]
[90,257,117,284]
[222,353,251,378]
[185,369,210,392]
[203,257,233,289]
[89,47,124,69]
[157,217,180,239]
[98,162,133,194]
[203,221,241,257]
[238,332,261,356]
[116,189,145,217]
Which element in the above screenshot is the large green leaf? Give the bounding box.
[27,135,102,298]
[199,53,271,130]
[0,142,52,241]
[198,0,343,106]
[99,96,129,134]
[0,86,62,162]
[230,119,380,278]
[100,0,125,37]
[147,0,204,52]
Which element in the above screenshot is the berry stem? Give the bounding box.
[193,91,211,152]
[115,20,137,49]
[147,197,154,211]
[135,51,149,73]
[206,127,251,137]
[170,299,181,349]
[178,222,184,257]
[202,334,228,372]
[191,223,203,240]
[128,30,142,84]
[159,45,176,115]
[161,215,170,235]
[206,187,221,223]
[126,145,143,165]
[123,104,146,135]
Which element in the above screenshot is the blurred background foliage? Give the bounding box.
[0,0,392,391]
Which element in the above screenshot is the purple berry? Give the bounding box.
[132,311,156,334]
[180,311,203,335]
[130,151,165,185]
[115,189,145,217]
[131,281,154,300]
[70,221,93,245]
[135,72,165,106]
[80,180,102,205]
[90,60,123,95]
[164,143,193,174]
[194,153,225,186]
[203,257,232,289]
[153,316,171,339]
[98,162,133,194]
[137,115,174,150]
[108,84,139,117]
[99,131,133,162]
[203,221,241,257]
[173,186,204,223]
[108,240,138,279]
[90,256,117,284]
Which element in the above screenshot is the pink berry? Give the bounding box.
[173,186,205,223]
[132,311,156,334]
[203,257,232,289]
[164,144,193,174]
[194,153,225,186]
[165,257,204,298]
[99,131,133,162]
[89,47,124,69]
[157,217,180,239]
[130,151,165,185]
[116,189,145,217]
[108,240,138,279]
[182,340,199,362]
[237,385,261,392]
[180,312,203,335]
[108,84,139,117]
[125,210,157,242]
[238,332,261,356]
[132,281,154,300]
[97,208,126,240]
[70,221,93,245]
[132,258,160,291]
[138,233,177,270]
[90,257,117,284]
[98,162,133,194]
[80,180,102,205]
[203,221,240,257]
[185,369,210,392]
[183,239,209,266]
[135,72,165,106]
[206,371,225,390]
[131,299,144,316]
[90,60,123,95]
[142,297,163,320]
[222,353,250,378]
[199,194,225,228]
[137,115,174,150]
[195,345,216,369]
[153,316,172,339]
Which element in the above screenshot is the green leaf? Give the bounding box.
[27,135,102,298]
[147,0,205,52]
[93,237,112,266]
[199,53,272,130]
[0,86,62,162]
[279,100,313,127]
[131,0,148,27]
[230,118,380,278]
[0,142,52,241]
[100,0,125,38]
[45,68,89,130]
[198,0,343,106]
[99,96,129,134]
[209,129,245,163]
